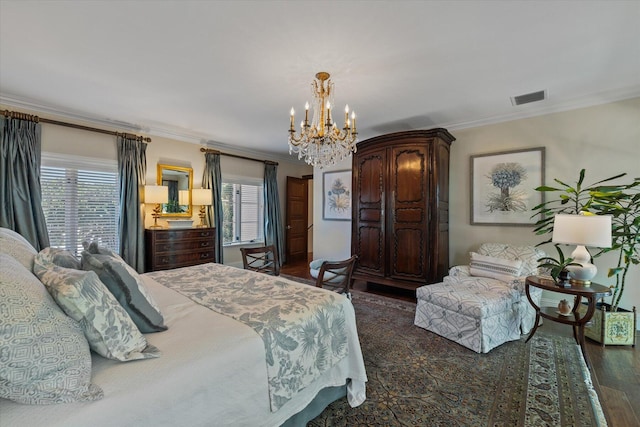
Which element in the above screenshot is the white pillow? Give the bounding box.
[0,227,37,271]
[469,252,523,282]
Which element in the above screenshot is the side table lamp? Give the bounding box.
[145,185,169,229]
[551,213,612,285]
[192,188,213,228]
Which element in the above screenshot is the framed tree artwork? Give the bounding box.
[323,170,352,221]
[470,147,545,226]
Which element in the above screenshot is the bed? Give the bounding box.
[0,227,367,427]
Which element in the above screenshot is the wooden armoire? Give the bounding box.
[350,129,455,291]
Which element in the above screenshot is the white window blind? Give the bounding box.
[221,178,264,245]
[41,153,119,256]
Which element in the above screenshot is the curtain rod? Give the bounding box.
[200,147,278,165]
[2,110,152,143]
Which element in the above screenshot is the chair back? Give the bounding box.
[315,255,357,298]
[240,245,280,276]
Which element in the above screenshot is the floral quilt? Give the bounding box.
[146,263,349,411]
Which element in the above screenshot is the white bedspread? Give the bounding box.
[147,263,351,412]
[0,266,367,427]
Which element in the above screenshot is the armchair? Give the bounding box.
[414,243,547,353]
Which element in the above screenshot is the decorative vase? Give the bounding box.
[558,299,572,315]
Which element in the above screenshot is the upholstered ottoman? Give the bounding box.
[414,277,524,353]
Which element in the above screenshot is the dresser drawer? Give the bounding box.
[153,249,215,269]
[153,239,213,253]
[153,229,214,242]
[145,228,216,272]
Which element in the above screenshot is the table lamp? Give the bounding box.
[551,213,612,285]
[145,185,169,229]
[192,188,212,228]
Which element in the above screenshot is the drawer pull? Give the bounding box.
[200,253,210,259]
[201,242,210,247]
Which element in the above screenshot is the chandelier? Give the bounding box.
[288,72,358,169]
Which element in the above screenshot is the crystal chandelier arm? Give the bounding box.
[288,129,304,145]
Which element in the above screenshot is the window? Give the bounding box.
[221,178,264,245]
[41,153,119,256]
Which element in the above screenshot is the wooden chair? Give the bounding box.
[240,245,280,276]
[315,255,357,299]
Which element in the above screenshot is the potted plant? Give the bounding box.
[532,169,638,346]
[537,245,581,286]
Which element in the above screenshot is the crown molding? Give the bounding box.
[0,93,298,165]
[0,94,145,132]
[444,86,640,131]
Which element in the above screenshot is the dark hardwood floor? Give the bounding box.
[281,256,640,427]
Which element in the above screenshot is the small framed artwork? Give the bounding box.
[323,170,352,221]
[470,147,545,226]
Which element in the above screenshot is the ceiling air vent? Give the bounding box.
[511,90,546,106]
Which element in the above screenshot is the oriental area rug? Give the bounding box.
[292,284,607,427]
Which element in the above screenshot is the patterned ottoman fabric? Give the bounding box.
[414,297,522,353]
[417,277,520,319]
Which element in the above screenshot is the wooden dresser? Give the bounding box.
[145,228,215,272]
[351,129,455,291]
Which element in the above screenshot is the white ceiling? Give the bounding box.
[1,1,639,161]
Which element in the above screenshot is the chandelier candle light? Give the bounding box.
[288,72,358,169]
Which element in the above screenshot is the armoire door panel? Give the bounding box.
[395,207,423,223]
[394,148,426,203]
[357,154,384,205]
[356,226,383,273]
[392,228,424,278]
[359,208,381,222]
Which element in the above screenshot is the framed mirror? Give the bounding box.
[157,164,193,217]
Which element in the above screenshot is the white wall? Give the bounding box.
[312,97,640,325]
[312,158,353,261]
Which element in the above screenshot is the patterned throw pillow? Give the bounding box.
[81,244,167,333]
[477,243,547,276]
[469,252,523,283]
[0,227,38,271]
[0,254,103,404]
[38,246,82,269]
[34,252,161,362]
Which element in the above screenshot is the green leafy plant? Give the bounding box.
[532,169,640,311]
[537,245,581,283]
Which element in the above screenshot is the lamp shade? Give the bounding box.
[192,188,212,206]
[145,185,169,204]
[178,190,190,205]
[552,214,612,248]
